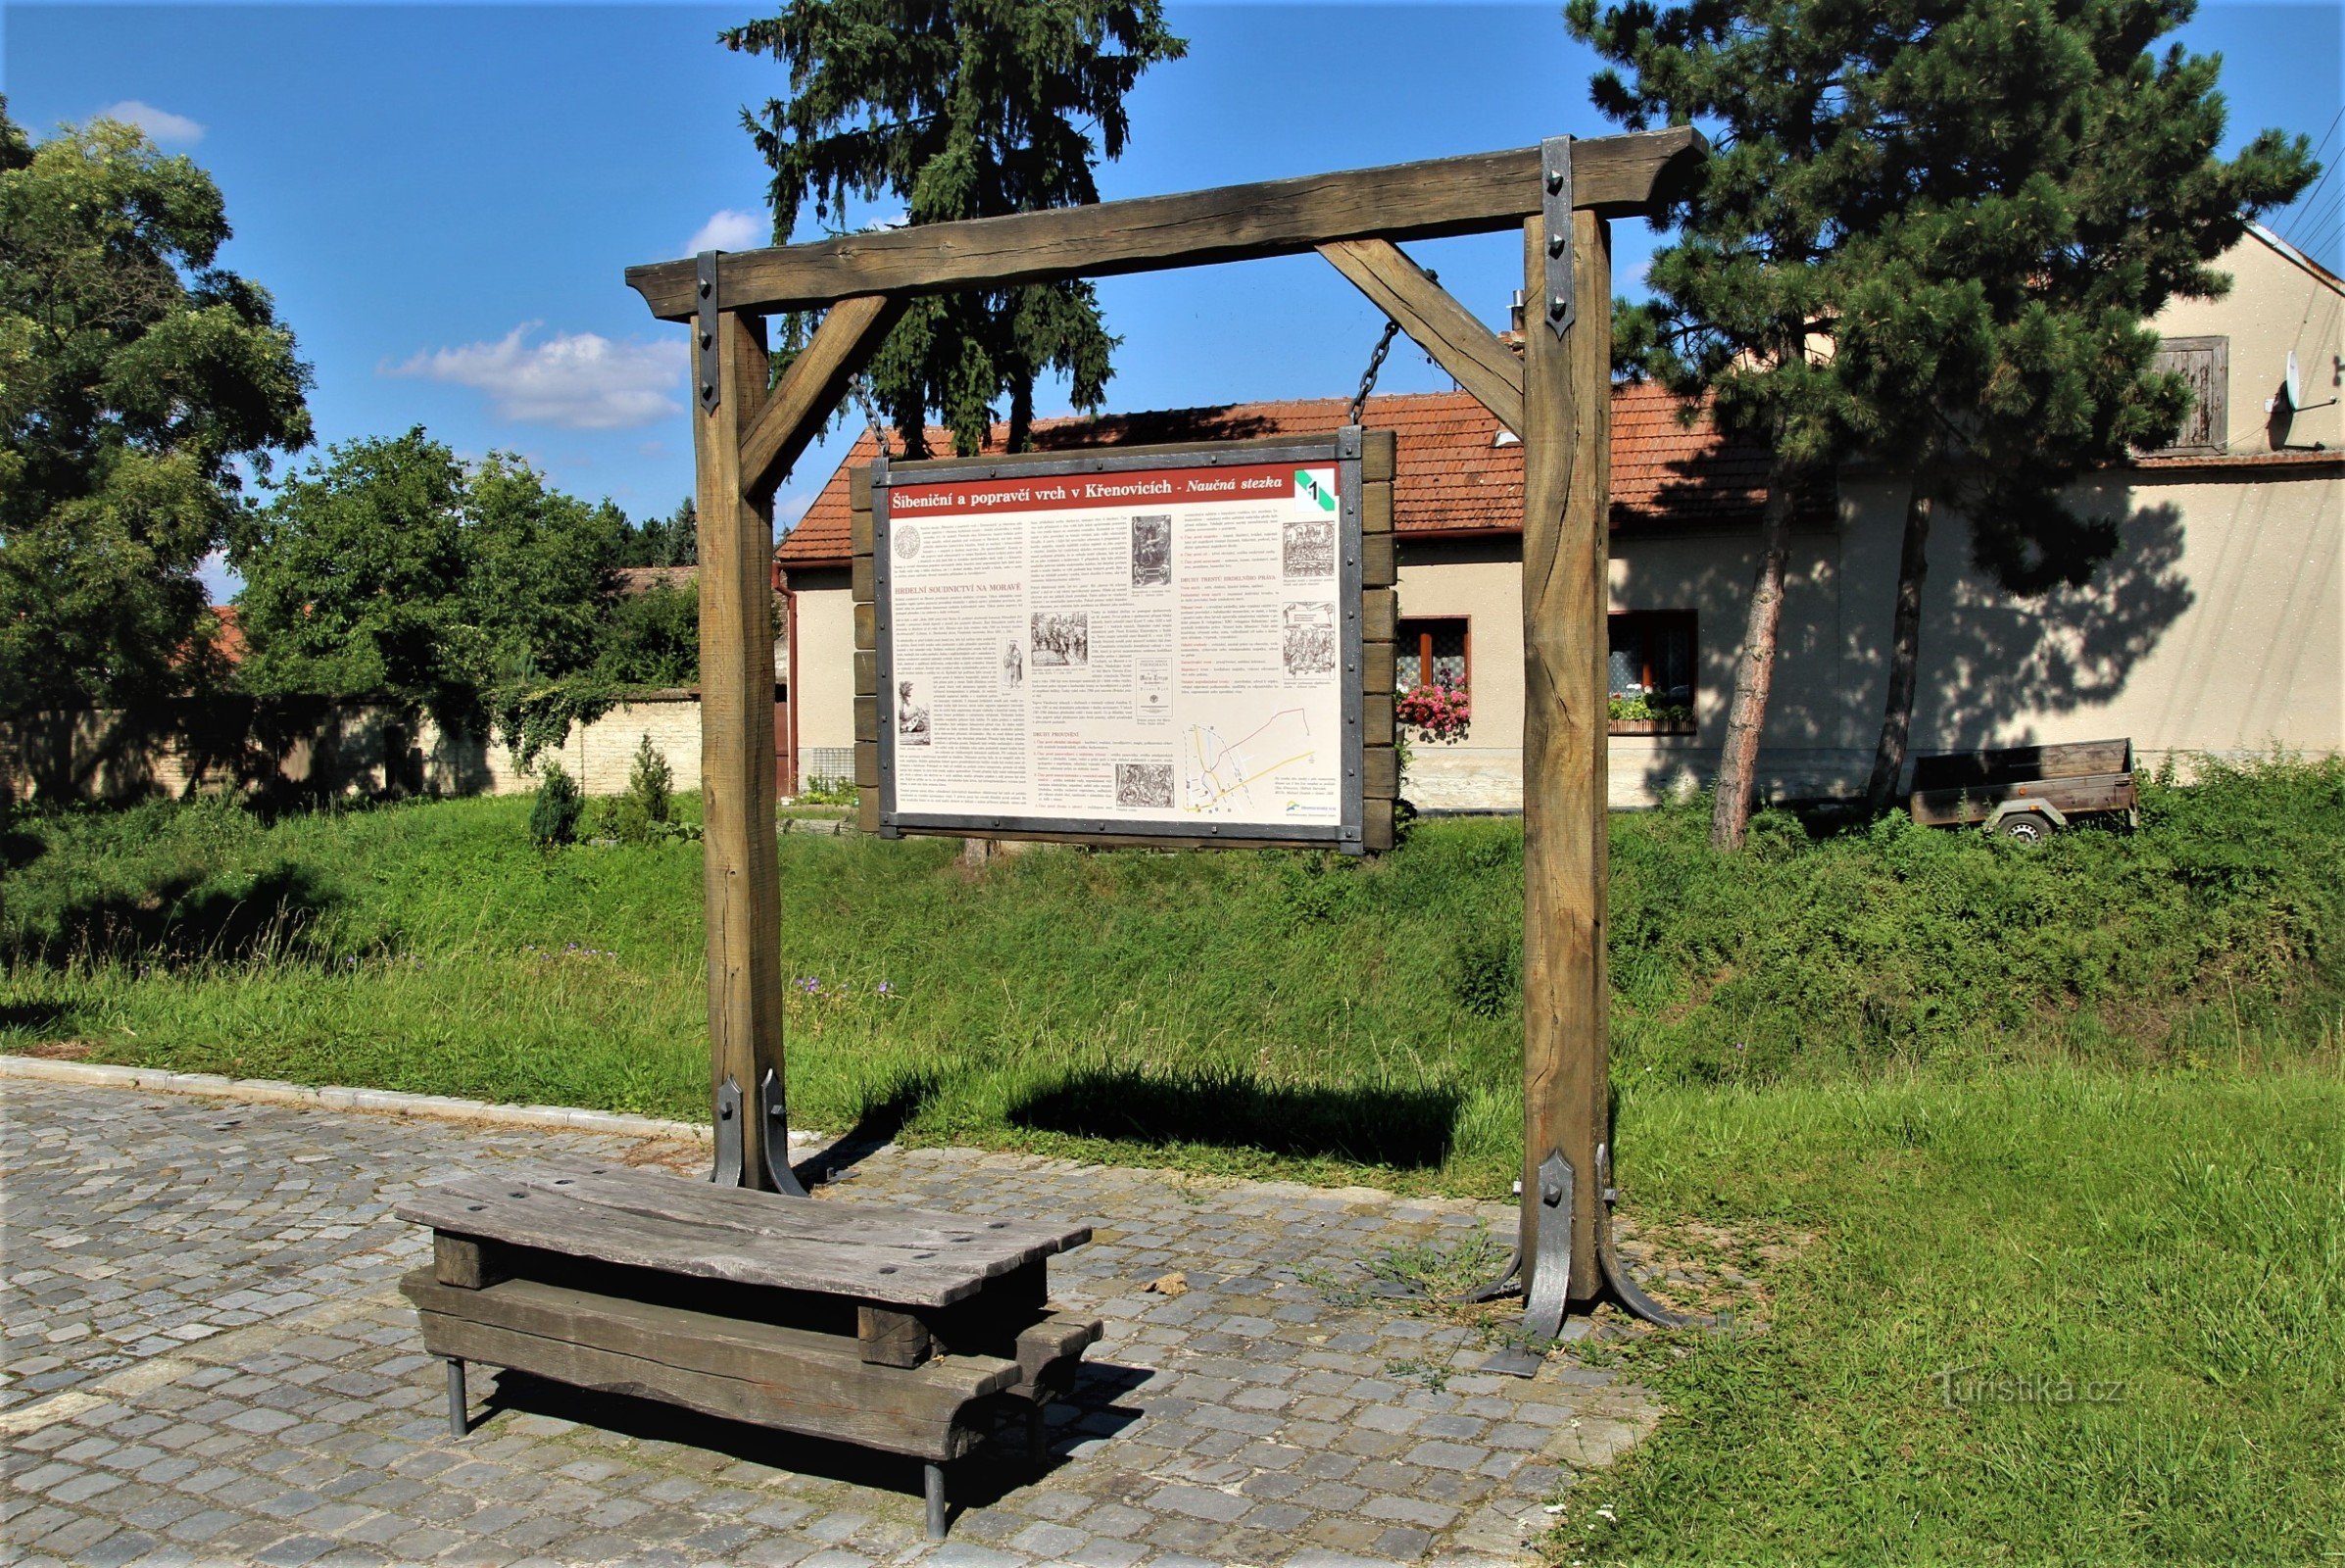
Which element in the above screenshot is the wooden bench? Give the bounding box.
[395,1160,1100,1539]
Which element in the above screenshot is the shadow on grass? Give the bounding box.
[1007,1067,1460,1169]
[0,1001,73,1035]
[477,1358,1153,1518]
[1,824,41,875]
[3,863,342,969]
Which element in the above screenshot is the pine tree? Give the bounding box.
[722,0,1185,457]
[1567,0,2318,843]
[614,497,698,567]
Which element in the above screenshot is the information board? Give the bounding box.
[872,433,1365,851]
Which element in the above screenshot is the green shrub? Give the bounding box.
[583,738,692,846]
[624,733,673,827]
[591,735,675,843]
[796,774,858,807]
[1450,927,1521,1018]
[526,762,582,846]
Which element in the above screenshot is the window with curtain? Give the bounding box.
[1395,617,1470,691]
[1608,611,1696,732]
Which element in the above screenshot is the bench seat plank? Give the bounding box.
[396,1164,1087,1308]
[402,1268,1017,1460]
[516,1160,1084,1257]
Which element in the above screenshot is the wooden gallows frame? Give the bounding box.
[625,126,1706,1350]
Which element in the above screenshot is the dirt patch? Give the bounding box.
[19,1040,95,1061]
[1312,1215,1818,1354]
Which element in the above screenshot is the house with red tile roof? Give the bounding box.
[773,225,2340,809]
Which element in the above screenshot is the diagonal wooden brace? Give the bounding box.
[1317,238,1525,434]
[740,294,905,505]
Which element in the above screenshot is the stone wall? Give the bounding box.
[3,694,706,805]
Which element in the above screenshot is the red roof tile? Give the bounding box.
[207,604,246,665]
[777,385,1772,567]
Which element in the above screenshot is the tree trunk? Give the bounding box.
[1709,459,1800,851]
[1865,483,1933,812]
[1009,377,1034,455]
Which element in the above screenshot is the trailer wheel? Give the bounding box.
[1996,810,2053,844]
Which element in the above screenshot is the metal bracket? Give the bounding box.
[1523,1150,1575,1339]
[695,250,722,414]
[1595,1141,1694,1328]
[1490,1150,1575,1377]
[758,1066,809,1198]
[1539,136,1574,339]
[709,1073,744,1186]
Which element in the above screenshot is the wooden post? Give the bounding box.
[692,308,789,1190]
[1519,209,1612,1305]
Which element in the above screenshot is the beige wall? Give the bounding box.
[1870,470,2344,768]
[2157,227,2344,454]
[536,698,704,798]
[1396,519,1862,809]
[788,567,857,787]
[1394,230,2345,809]
[1392,538,1524,809]
[5,696,706,804]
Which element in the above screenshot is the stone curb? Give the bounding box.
[0,1053,726,1143]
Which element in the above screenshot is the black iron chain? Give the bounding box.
[850,373,892,461]
[1348,320,1401,426]
[1347,267,1432,426]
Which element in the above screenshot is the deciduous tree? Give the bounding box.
[722,0,1185,456]
[1567,0,2317,842]
[230,431,643,764]
[0,99,313,718]
[229,429,480,727]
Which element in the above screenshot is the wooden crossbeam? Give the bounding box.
[1318,238,1525,434]
[627,128,1700,319]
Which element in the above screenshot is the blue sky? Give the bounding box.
[6,1,2339,599]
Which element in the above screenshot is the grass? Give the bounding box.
[1553,1060,2345,1567]
[3,758,2340,1561]
[4,755,2339,1194]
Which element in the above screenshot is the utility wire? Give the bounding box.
[2278,107,2345,249]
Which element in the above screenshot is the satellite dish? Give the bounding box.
[2284,351,2302,410]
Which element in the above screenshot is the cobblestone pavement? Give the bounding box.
[2,1080,1661,1566]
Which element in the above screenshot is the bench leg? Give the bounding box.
[923,1461,947,1541]
[445,1358,467,1440]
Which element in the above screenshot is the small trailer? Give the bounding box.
[1907,738,2138,842]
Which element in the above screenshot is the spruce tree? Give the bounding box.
[722,0,1185,457]
[1566,0,2318,842]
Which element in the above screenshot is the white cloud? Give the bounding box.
[96,100,205,146]
[686,209,768,255]
[386,323,682,431]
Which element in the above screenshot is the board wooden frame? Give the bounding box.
[628,125,1703,1323]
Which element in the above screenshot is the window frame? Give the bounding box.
[1608,609,1698,736]
[1394,615,1472,695]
